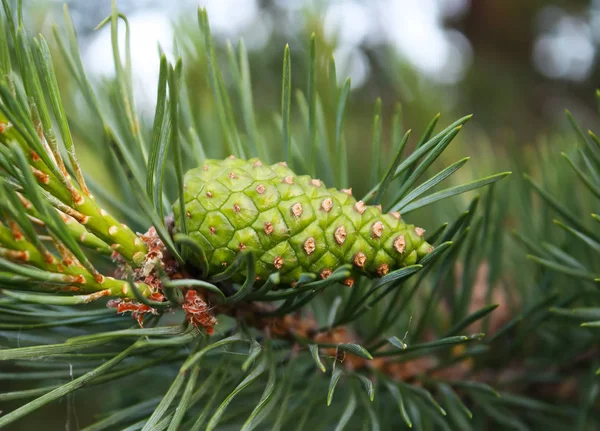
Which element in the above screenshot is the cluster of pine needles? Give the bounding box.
[0,1,598,430]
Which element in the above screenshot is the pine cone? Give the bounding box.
[173,157,433,285]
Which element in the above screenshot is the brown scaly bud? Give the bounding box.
[354,201,366,214]
[291,203,303,217]
[264,222,274,235]
[320,269,332,279]
[394,236,406,254]
[372,221,384,238]
[353,252,367,268]
[273,256,284,270]
[304,237,316,255]
[334,226,347,245]
[377,264,389,276]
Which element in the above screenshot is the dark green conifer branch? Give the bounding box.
[0,1,597,430]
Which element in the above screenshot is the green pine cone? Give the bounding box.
[173,156,433,285]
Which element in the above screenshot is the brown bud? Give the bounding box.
[303,237,316,255]
[310,179,321,187]
[343,277,355,287]
[282,176,294,185]
[377,264,389,276]
[291,203,303,217]
[390,211,401,220]
[229,172,237,179]
[32,168,50,184]
[30,150,41,162]
[233,203,241,213]
[186,211,191,219]
[238,243,246,251]
[256,184,265,194]
[341,188,353,196]
[209,226,216,235]
[393,235,406,253]
[354,200,366,214]
[228,155,236,159]
[264,222,274,235]
[415,227,425,237]
[320,269,332,279]
[353,252,367,268]
[203,165,209,171]
[334,226,347,245]
[372,221,384,238]
[253,160,263,167]
[279,161,288,167]
[206,191,213,198]
[273,256,284,270]
[3,250,29,261]
[321,198,333,213]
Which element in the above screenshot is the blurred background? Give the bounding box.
[30,0,600,141]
